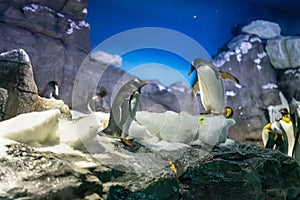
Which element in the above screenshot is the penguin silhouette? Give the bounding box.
[102,78,151,146]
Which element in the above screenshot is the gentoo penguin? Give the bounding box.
[278,108,295,157]
[42,81,59,99]
[102,78,151,146]
[188,58,239,116]
[262,121,288,155]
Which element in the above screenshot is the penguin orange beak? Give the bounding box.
[188,65,195,76]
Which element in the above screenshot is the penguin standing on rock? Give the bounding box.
[188,58,239,117]
[102,78,151,146]
[42,81,59,99]
[262,121,288,155]
[278,108,295,157]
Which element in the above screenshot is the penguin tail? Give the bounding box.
[224,106,233,118]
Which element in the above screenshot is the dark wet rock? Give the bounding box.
[0,0,90,106]
[276,68,300,103]
[179,142,300,200]
[0,142,102,200]
[242,20,281,39]
[1,134,300,199]
[0,88,8,121]
[266,36,300,69]
[213,34,281,143]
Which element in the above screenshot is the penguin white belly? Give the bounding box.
[280,121,294,157]
[197,67,225,114]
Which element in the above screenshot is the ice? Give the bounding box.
[129,111,235,146]
[0,110,60,147]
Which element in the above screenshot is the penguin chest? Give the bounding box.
[197,67,225,113]
[279,120,294,157]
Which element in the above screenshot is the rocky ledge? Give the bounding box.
[0,139,299,200]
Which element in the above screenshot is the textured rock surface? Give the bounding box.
[1,138,299,199]
[266,36,300,69]
[0,49,71,120]
[213,35,281,143]
[0,0,90,106]
[242,20,281,39]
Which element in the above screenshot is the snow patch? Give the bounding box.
[250,37,262,43]
[254,58,261,64]
[90,51,122,67]
[82,8,88,14]
[66,19,90,35]
[213,35,257,67]
[171,86,185,93]
[57,13,64,18]
[23,3,55,13]
[262,83,278,90]
[257,52,267,59]
[157,84,166,91]
[257,65,262,70]
[226,90,237,97]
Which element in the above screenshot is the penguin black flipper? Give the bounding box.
[265,131,276,149]
[220,71,240,84]
[191,80,199,97]
[276,123,289,155]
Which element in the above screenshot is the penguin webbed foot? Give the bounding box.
[120,138,134,147]
[200,110,211,115]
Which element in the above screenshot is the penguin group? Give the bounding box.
[101,58,238,146]
[262,108,297,157]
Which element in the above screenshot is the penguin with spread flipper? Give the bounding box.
[102,78,151,146]
[188,58,239,117]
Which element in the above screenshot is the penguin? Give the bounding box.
[42,81,59,99]
[102,78,151,146]
[262,121,288,155]
[278,108,295,157]
[188,58,239,116]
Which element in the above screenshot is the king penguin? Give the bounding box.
[102,78,151,146]
[42,81,59,99]
[262,121,288,155]
[278,108,295,157]
[188,58,239,116]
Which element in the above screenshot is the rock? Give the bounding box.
[266,36,300,69]
[90,51,122,68]
[1,110,300,199]
[0,88,8,121]
[0,49,71,120]
[276,68,300,103]
[0,141,102,199]
[0,0,90,106]
[242,20,281,39]
[179,142,300,200]
[213,35,281,143]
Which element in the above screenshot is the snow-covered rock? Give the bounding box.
[90,51,122,67]
[0,110,60,147]
[266,36,300,69]
[242,20,281,39]
[213,34,281,142]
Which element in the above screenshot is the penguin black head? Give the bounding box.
[279,108,289,116]
[43,81,59,99]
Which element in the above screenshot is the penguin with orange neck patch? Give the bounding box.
[278,108,295,157]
